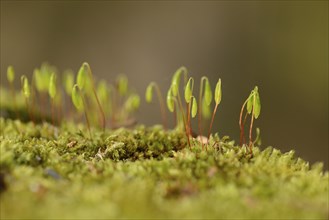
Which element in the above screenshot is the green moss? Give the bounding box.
[0,117,328,219]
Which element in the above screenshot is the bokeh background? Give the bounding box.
[1,1,328,168]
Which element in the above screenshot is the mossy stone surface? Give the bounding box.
[0,117,328,219]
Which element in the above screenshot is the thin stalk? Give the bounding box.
[69,96,73,119]
[10,83,19,118]
[153,83,167,129]
[64,93,73,121]
[116,85,123,121]
[172,67,188,130]
[249,110,254,154]
[57,102,61,125]
[207,103,219,143]
[30,81,36,123]
[87,66,106,131]
[25,98,33,123]
[173,104,177,127]
[37,92,47,122]
[242,111,248,145]
[239,99,248,146]
[176,93,191,149]
[186,78,194,136]
[40,92,47,122]
[82,95,92,140]
[186,102,191,136]
[108,85,116,126]
[51,99,55,125]
[56,90,62,124]
[198,77,207,150]
[248,97,256,154]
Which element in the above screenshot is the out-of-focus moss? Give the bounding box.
[0,117,328,219]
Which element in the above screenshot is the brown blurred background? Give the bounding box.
[1,1,328,168]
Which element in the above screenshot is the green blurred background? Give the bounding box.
[1,1,328,168]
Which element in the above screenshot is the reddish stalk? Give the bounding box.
[82,95,92,140]
[87,65,106,131]
[51,99,55,125]
[10,83,19,118]
[239,100,248,146]
[248,109,255,154]
[30,79,37,123]
[185,78,194,137]
[109,86,116,126]
[153,84,167,129]
[241,111,248,146]
[198,77,207,151]
[57,101,62,125]
[25,98,34,123]
[248,97,257,154]
[93,86,106,130]
[173,104,177,128]
[207,103,219,143]
[38,92,48,122]
[176,93,191,149]
[68,97,73,119]
[186,102,191,136]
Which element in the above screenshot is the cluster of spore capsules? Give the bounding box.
[4,62,261,153]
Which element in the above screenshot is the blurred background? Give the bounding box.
[1,1,328,168]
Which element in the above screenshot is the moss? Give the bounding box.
[0,117,328,219]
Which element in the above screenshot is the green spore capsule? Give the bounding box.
[166,88,175,113]
[214,78,222,105]
[49,73,57,99]
[77,64,87,90]
[191,97,198,118]
[21,76,30,98]
[7,66,15,83]
[72,84,84,111]
[204,78,212,106]
[184,77,194,103]
[145,83,154,103]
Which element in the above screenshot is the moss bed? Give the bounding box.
[0,117,327,219]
